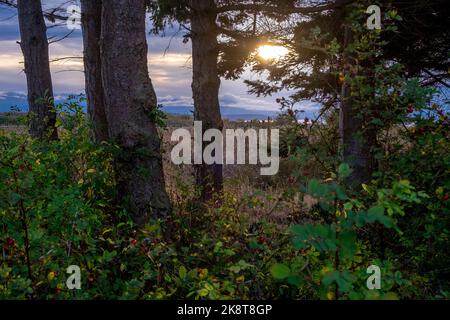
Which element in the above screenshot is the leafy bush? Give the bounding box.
[1,95,448,299]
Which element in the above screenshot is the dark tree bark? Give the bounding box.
[339,21,376,188]
[17,0,57,140]
[101,0,171,224]
[339,86,376,187]
[80,0,109,142]
[189,0,223,201]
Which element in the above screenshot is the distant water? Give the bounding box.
[162,106,279,120]
[0,92,281,120]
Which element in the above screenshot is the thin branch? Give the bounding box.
[423,69,450,88]
[54,69,84,74]
[48,29,75,44]
[49,56,83,63]
[215,1,351,15]
[0,0,69,21]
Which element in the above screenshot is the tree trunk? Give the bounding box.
[339,20,376,188]
[17,0,57,140]
[80,0,109,142]
[101,0,171,224]
[189,0,224,201]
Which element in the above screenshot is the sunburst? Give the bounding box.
[257,45,289,61]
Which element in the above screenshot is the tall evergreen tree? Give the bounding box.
[101,0,171,224]
[80,0,109,142]
[150,0,328,199]
[17,0,58,140]
[244,0,449,186]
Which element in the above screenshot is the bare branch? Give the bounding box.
[48,29,74,44]
[0,0,69,21]
[423,69,450,88]
[49,56,83,63]
[215,1,351,15]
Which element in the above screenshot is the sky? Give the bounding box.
[0,1,320,118]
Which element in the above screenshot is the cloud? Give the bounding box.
[220,93,239,105]
[219,92,278,111]
[158,95,193,107]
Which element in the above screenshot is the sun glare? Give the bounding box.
[257,45,289,61]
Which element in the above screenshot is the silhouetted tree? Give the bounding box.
[17,0,57,140]
[245,0,449,186]
[150,0,333,200]
[81,0,109,142]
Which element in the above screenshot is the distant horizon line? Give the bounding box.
[0,91,285,115]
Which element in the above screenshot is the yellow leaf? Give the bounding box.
[362,184,370,192]
[86,187,94,199]
[48,271,55,281]
[199,268,208,279]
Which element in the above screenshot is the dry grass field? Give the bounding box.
[0,113,313,225]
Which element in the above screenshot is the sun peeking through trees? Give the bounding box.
[0,0,448,301]
[257,45,289,61]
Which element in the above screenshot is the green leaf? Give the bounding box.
[307,179,328,197]
[179,266,187,280]
[368,205,384,216]
[322,271,355,293]
[344,202,353,211]
[292,237,307,250]
[339,231,357,259]
[249,239,264,250]
[270,263,290,280]
[334,185,349,200]
[291,224,337,252]
[287,275,303,287]
[338,163,352,179]
[198,288,209,297]
[9,192,21,205]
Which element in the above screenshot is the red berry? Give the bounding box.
[443,194,449,201]
[407,104,414,113]
[130,239,138,246]
[6,237,15,246]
